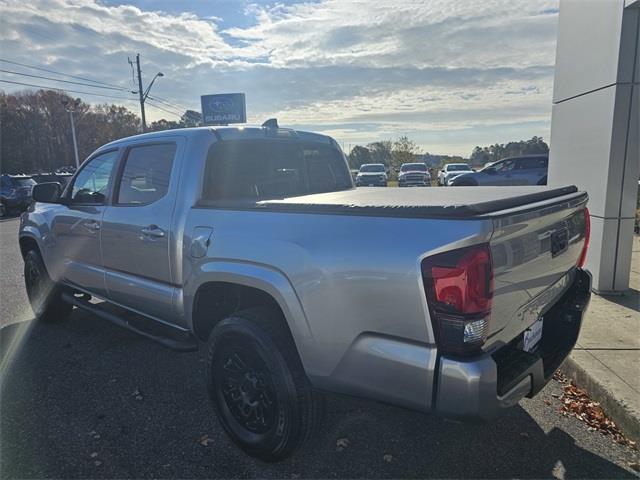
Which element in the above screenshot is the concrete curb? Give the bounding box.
[561,356,640,442]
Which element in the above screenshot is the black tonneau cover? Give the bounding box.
[253,185,583,219]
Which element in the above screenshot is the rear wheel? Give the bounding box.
[24,249,72,322]
[205,308,324,462]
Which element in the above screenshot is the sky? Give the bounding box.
[0,0,560,156]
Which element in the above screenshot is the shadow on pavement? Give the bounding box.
[0,312,636,479]
[600,288,640,312]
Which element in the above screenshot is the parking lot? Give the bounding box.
[0,216,638,479]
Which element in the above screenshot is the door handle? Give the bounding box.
[83,220,100,231]
[141,225,165,238]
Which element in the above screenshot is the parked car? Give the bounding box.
[437,163,474,186]
[398,162,431,187]
[1,174,36,215]
[355,163,387,186]
[32,173,74,187]
[450,154,549,186]
[20,124,591,462]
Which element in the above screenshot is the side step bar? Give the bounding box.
[61,292,198,352]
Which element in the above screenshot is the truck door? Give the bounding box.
[51,149,119,295]
[100,139,183,322]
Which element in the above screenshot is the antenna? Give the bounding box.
[262,118,279,129]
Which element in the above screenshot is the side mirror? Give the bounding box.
[32,182,62,203]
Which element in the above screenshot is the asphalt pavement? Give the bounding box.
[0,217,638,478]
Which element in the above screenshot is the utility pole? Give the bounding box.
[135,54,146,132]
[62,98,80,168]
[129,53,164,133]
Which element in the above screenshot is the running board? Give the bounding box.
[61,292,198,352]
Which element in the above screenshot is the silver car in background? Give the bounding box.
[450,154,549,186]
[437,163,473,186]
[355,163,387,186]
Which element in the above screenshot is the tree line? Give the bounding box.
[0,89,200,174]
[347,135,549,172]
[1,88,549,175]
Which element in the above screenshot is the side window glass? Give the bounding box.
[71,151,118,204]
[304,146,351,193]
[117,143,176,205]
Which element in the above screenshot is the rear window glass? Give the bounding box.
[204,140,352,201]
[447,164,471,171]
[14,178,36,187]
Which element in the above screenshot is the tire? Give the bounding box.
[205,308,324,462]
[24,249,72,322]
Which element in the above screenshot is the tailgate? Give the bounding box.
[485,191,589,350]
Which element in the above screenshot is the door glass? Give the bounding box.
[117,143,176,205]
[71,151,118,204]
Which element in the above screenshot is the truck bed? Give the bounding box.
[252,185,582,218]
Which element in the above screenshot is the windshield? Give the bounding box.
[446,164,471,172]
[359,164,385,173]
[400,163,427,172]
[14,178,36,187]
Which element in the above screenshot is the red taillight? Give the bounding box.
[577,207,590,268]
[421,244,493,355]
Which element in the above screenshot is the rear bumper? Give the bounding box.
[356,179,387,187]
[434,268,591,420]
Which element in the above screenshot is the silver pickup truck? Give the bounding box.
[19,123,591,461]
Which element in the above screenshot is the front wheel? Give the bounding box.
[205,308,324,462]
[24,249,72,322]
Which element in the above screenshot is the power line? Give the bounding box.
[146,100,183,117]
[0,58,128,91]
[0,68,131,92]
[145,100,183,119]
[0,79,137,101]
[147,95,188,113]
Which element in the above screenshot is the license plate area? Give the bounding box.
[523,318,544,352]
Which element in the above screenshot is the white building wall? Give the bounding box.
[549,0,639,293]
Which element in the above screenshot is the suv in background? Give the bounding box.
[437,163,473,186]
[450,154,548,186]
[355,163,387,187]
[1,174,36,215]
[398,163,431,187]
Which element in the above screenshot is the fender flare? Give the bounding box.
[184,260,314,361]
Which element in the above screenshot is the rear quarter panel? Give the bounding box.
[182,208,492,382]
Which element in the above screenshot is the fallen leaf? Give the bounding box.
[559,382,637,450]
[90,452,98,458]
[198,434,211,447]
[520,432,530,439]
[336,438,350,451]
[94,461,102,467]
[383,454,394,463]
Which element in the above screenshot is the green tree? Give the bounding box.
[347,145,372,169]
[366,140,393,168]
[391,136,420,172]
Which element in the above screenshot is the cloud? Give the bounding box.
[0,0,560,156]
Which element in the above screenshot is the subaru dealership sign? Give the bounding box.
[201,93,246,125]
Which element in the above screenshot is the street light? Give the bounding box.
[132,53,164,132]
[62,98,81,168]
